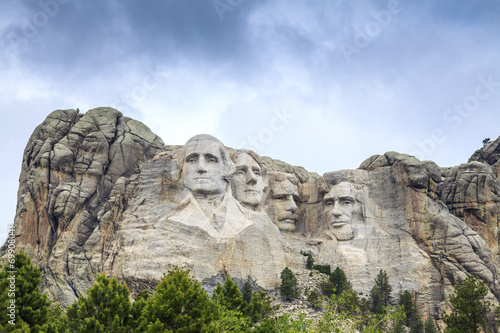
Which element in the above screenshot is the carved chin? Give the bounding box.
[331,225,354,241]
[278,219,296,232]
[240,195,261,207]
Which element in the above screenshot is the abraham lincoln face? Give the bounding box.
[323,181,355,241]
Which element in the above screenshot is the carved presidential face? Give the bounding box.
[267,179,299,232]
[323,181,355,241]
[232,153,265,210]
[180,140,228,195]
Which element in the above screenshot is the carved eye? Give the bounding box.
[208,157,218,163]
[236,170,245,176]
[325,200,333,206]
[254,170,261,176]
[187,157,196,163]
[342,201,352,206]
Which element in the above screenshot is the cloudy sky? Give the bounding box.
[1,0,499,242]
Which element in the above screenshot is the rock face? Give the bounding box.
[3,108,165,305]
[3,108,500,329]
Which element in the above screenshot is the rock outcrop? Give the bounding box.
[3,108,500,330]
[4,108,165,305]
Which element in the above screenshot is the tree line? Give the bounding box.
[0,251,497,332]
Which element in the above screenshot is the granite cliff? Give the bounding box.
[3,108,500,329]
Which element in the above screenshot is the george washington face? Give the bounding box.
[180,139,228,196]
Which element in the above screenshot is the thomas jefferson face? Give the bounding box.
[181,140,228,195]
[267,179,299,232]
[232,153,265,209]
[323,182,355,240]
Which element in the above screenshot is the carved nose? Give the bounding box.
[332,202,342,216]
[286,196,297,212]
[197,159,208,173]
[246,171,257,185]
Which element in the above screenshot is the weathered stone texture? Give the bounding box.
[3,108,500,331]
[3,108,164,305]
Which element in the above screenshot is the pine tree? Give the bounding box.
[369,270,393,314]
[411,315,425,333]
[130,290,149,331]
[212,275,246,312]
[330,266,352,296]
[400,290,417,326]
[242,280,253,304]
[424,316,438,333]
[442,275,492,333]
[279,267,299,301]
[306,289,321,310]
[42,303,67,333]
[138,266,218,332]
[306,254,315,270]
[319,278,335,298]
[0,251,51,332]
[247,290,280,325]
[65,273,132,332]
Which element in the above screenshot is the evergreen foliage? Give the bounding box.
[410,315,425,333]
[330,267,352,296]
[399,289,425,332]
[280,267,299,301]
[2,255,479,332]
[306,254,315,270]
[442,275,492,333]
[214,307,250,332]
[369,270,393,314]
[0,251,51,332]
[332,290,360,316]
[212,275,246,313]
[249,291,280,321]
[312,265,331,276]
[42,303,67,333]
[319,278,335,298]
[138,266,218,332]
[65,273,132,333]
[242,280,253,304]
[424,317,438,333]
[306,289,322,310]
[130,290,149,331]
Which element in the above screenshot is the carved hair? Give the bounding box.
[229,149,268,178]
[268,171,299,186]
[322,180,366,223]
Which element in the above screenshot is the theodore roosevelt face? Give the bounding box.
[267,177,299,232]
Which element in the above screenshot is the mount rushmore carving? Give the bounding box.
[3,107,500,325]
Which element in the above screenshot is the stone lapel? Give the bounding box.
[169,189,253,239]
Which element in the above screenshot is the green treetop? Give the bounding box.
[442,275,493,333]
[0,251,51,333]
[138,266,218,332]
[65,273,132,333]
[279,267,299,301]
[369,270,393,315]
[330,266,352,296]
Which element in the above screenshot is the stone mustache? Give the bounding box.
[3,108,500,330]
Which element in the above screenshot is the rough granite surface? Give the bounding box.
[3,108,500,330]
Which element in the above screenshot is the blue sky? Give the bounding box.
[1,0,499,242]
